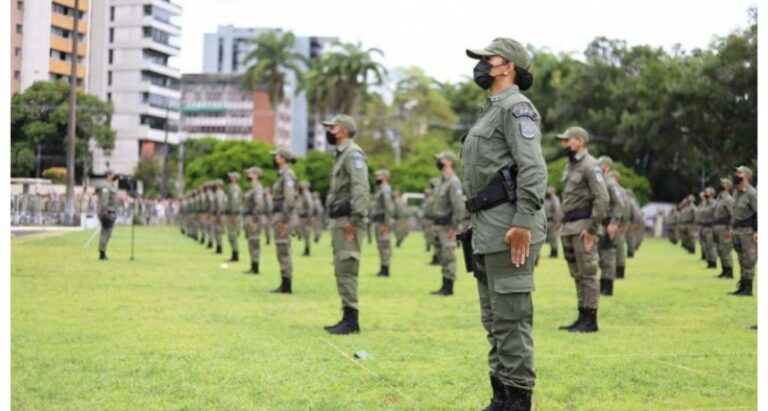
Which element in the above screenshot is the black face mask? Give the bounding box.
[375,179,383,186]
[436,159,445,171]
[732,174,743,185]
[325,130,337,146]
[561,146,576,161]
[473,60,505,90]
[272,158,279,169]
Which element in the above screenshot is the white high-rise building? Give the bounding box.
[88,0,182,175]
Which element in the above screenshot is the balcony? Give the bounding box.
[50,36,87,56]
[51,12,88,34]
[54,0,90,11]
[49,59,85,78]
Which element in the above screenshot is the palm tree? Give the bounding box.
[240,30,308,122]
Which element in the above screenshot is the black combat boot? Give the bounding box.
[616,266,625,279]
[303,245,310,256]
[431,278,447,295]
[559,308,584,330]
[244,262,259,274]
[569,308,599,333]
[482,375,507,411]
[700,252,706,261]
[229,251,239,262]
[271,277,288,293]
[376,265,390,277]
[396,238,403,248]
[440,279,454,296]
[605,280,614,296]
[327,306,360,335]
[549,249,558,258]
[599,279,607,295]
[199,236,205,244]
[723,267,734,278]
[707,260,717,269]
[215,245,222,254]
[283,277,292,294]
[628,250,635,258]
[324,309,345,331]
[729,279,746,295]
[735,279,753,296]
[503,385,532,411]
[207,241,213,249]
[430,255,440,265]
[99,250,107,261]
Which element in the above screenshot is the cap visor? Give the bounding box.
[322,121,337,126]
[466,48,495,59]
[555,133,569,139]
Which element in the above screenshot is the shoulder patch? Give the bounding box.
[592,166,605,183]
[352,152,365,170]
[519,119,537,139]
[511,102,538,121]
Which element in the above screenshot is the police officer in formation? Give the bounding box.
[225,172,243,262]
[271,148,298,294]
[713,178,734,279]
[596,156,626,296]
[243,167,267,274]
[312,191,325,243]
[97,170,118,260]
[728,166,757,296]
[393,190,411,247]
[463,37,546,410]
[297,180,314,257]
[322,114,370,335]
[430,151,464,296]
[372,169,394,277]
[557,126,609,333]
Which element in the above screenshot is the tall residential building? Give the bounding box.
[88,0,182,175]
[12,0,89,94]
[201,25,336,156]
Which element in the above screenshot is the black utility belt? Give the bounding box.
[562,207,592,223]
[329,201,352,218]
[465,166,518,214]
[711,218,729,226]
[700,223,713,228]
[371,213,386,223]
[272,199,284,213]
[733,216,757,229]
[299,213,310,218]
[433,215,453,226]
[243,212,254,216]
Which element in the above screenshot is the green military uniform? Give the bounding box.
[557,127,609,332]
[372,169,395,277]
[225,172,243,261]
[666,208,679,244]
[271,148,298,293]
[430,152,465,295]
[678,196,697,254]
[243,167,267,274]
[203,183,214,248]
[694,192,710,263]
[699,188,719,268]
[609,172,631,279]
[462,38,548,404]
[297,181,314,256]
[626,190,644,256]
[97,175,118,260]
[264,189,273,246]
[543,188,562,258]
[713,179,735,278]
[422,188,435,255]
[323,114,370,335]
[729,166,757,296]
[597,157,626,296]
[198,184,208,246]
[213,180,227,254]
[393,191,410,247]
[312,192,325,243]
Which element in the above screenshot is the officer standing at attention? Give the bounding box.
[713,178,735,279]
[372,169,395,277]
[322,114,370,335]
[678,195,697,254]
[297,181,314,256]
[213,180,227,254]
[543,187,562,258]
[243,167,266,274]
[607,171,631,279]
[557,126,609,333]
[700,187,718,269]
[463,38,547,410]
[271,148,298,294]
[225,172,243,262]
[596,156,625,296]
[393,190,410,247]
[97,170,118,260]
[727,166,757,296]
[430,151,465,296]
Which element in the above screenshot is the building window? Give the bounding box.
[107,92,111,101]
[14,47,21,57]
[143,5,152,15]
[17,1,23,11]
[109,28,114,42]
[14,71,20,80]
[108,49,113,64]
[110,6,114,21]
[108,71,112,86]
[16,24,22,34]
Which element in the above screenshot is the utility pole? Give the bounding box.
[161,105,169,198]
[64,0,80,226]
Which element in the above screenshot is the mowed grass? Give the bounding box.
[11,226,756,410]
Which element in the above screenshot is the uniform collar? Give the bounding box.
[335,141,351,154]
[488,84,520,104]
[572,148,589,162]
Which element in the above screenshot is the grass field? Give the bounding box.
[11,226,757,410]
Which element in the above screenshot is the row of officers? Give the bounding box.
[665,165,758,296]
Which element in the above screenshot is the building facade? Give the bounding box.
[88,0,182,175]
[12,0,89,94]
[201,25,336,156]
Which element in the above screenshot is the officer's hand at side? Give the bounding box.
[379,224,390,236]
[606,223,617,240]
[505,227,531,268]
[344,222,357,242]
[278,223,289,237]
[579,230,595,252]
[448,228,457,242]
[753,232,757,243]
[724,230,733,241]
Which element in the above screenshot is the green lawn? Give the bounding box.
[11,227,756,410]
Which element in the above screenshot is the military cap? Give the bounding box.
[597,155,614,166]
[322,114,358,134]
[299,180,310,188]
[246,167,263,177]
[271,147,294,161]
[720,177,733,188]
[735,165,753,179]
[435,151,458,162]
[227,171,241,180]
[556,126,589,143]
[466,38,531,71]
[375,169,390,178]
[705,187,716,196]
[214,179,225,186]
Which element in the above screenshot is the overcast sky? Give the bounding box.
[176,0,756,83]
